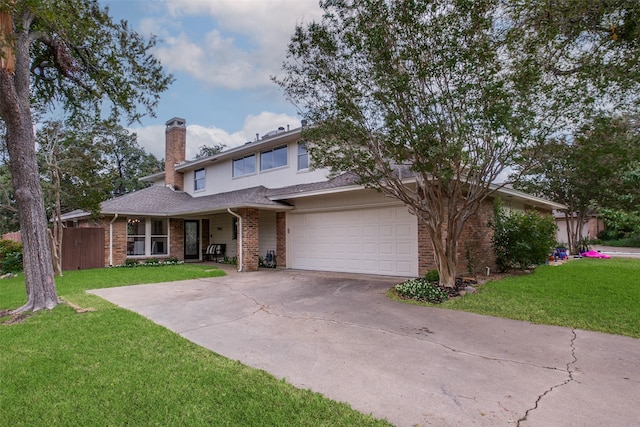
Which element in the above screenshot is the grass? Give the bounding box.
[596,235,640,247]
[0,265,390,427]
[439,258,640,338]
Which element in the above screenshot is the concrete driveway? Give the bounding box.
[89,267,640,427]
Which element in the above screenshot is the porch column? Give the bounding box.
[276,212,286,268]
[238,208,259,272]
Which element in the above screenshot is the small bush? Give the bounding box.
[394,278,448,303]
[490,199,557,272]
[118,258,184,268]
[0,239,23,274]
[424,269,439,283]
[2,251,23,274]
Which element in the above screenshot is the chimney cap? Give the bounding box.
[165,117,186,128]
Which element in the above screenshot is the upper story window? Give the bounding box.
[194,168,205,191]
[233,154,256,177]
[297,143,309,170]
[261,145,287,171]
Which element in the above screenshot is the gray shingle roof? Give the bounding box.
[266,172,362,198]
[98,185,289,217]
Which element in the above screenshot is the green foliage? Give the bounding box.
[194,143,227,160]
[491,199,557,272]
[600,208,640,239]
[513,114,640,253]
[119,258,182,268]
[123,259,140,267]
[276,0,563,288]
[424,269,439,283]
[394,278,448,304]
[5,0,175,123]
[0,240,23,274]
[0,161,19,235]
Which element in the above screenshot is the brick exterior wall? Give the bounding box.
[238,208,259,271]
[417,199,497,277]
[417,217,437,275]
[170,218,184,261]
[456,200,496,276]
[165,118,186,191]
[106,216,127,266]
[276,212,286,268]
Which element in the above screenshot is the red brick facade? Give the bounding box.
[238,208,260,271]
[276,212,286,268]
[170,218,185,261]
[105,216,127,266]
[165,118,186,191]
[98,216,185,266]
[418,199,497,277]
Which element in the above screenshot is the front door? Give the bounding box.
[184,220,200,260]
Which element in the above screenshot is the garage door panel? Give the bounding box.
[289,205,418,277]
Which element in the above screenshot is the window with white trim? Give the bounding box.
[127,217,169,256]
[194,168,205,191]
[297,143,309,170]
[233,154,256,177]
[260,145,287,171]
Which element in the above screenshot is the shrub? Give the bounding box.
[490,199,557,272]
[124,259,140,267]
[0,239,23,274]
[394,278,448,303]
[424,269,439,283]
[118,258,184,268]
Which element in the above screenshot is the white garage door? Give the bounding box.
[288,205,418,276]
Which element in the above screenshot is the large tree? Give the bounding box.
[90,120,162,198]
[275,0,640,287]
[277,0,546,287]
[514,115,640,252]
[0,0,172,312]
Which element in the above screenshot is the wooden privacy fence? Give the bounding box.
[61,227,104,271]
[2,231,21,242]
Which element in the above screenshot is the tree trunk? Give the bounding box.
[423,214,459,289]
[0,12,58,312]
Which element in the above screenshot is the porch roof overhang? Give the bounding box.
[60,185,293,221]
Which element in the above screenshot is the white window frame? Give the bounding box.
[260,145,288,171]
[232,154,256,177]
[297,143,309,171]
[194,168,205,191]
[127,217,170,257]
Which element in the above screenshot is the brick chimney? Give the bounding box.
[165,117,186,190]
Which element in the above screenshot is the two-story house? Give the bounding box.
[63,117,565,277]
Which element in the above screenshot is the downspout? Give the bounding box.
[109,214,119,266]
[227,208,243,272]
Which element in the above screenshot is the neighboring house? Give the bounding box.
[62,117,565,277]
[554,212,604,246]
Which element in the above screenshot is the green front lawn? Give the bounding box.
[441,258,640,338]
[0,265,389,427]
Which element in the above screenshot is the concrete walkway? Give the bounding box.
[89,268,640,427]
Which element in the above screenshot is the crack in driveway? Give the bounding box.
[517,329,578,426]
[218,284,570,374]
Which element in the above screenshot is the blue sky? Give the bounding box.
[100,0,323,160]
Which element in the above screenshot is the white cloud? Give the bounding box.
[131,111,300,161]
[143,0,323,90]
